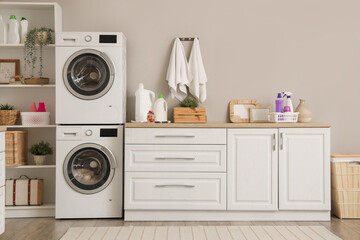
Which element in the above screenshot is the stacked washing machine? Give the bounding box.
[55,32,126,219]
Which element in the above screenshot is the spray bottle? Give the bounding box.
[283,92,294,113]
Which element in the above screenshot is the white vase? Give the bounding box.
[295,99,312,123]
[33,155,47,165]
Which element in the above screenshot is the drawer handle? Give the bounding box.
[155,156,195,160]
[155,134,195,138]
[155,184,195,188]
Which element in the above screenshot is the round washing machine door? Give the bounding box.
[63,143,116,194]
[63,49,115,100]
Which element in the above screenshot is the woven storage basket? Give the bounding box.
[5,131,28,167]
[0,110,20,125]
[331,153,360,218]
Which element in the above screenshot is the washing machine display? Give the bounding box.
[64,143,115,194]
[63,49,115,100]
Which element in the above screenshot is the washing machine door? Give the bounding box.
[63,49,115,100]
[64,143,116,194]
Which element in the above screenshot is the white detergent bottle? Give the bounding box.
[283,92,294,112]
[7,15,20,44]
[135,83,155,122]
[154,94,168,122]
[0,15,7,44]
[20,17,28,44]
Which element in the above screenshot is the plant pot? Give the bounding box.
[173,107,207,123]
[0,110,20,125]
[33,155,47,165]
[35,31,48,45]
[24,78,50,85]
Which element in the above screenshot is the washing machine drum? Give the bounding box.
[63,49,115,100]
[64,143,116,194]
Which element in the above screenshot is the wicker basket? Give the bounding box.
[5,131,28,167]
[0,110,20,125]
[331,153,360,218]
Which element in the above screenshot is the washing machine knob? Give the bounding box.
[84,35,92,42]
[85,129,93,136]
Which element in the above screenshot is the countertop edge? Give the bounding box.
[125,122,331,128]
[0,126,7,132]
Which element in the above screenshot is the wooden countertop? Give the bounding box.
[125,122,331,128]
[0,126,6,132]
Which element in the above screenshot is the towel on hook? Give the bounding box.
[166,38,192,101]
[188,38,207,103]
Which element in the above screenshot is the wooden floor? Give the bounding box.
[0,217,359,240]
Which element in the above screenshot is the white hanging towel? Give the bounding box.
[188,38,207,103]
[166,38,192,101]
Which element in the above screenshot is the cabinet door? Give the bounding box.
[228,129,278,210]
[0,187,4,235]
[279,128,330,210]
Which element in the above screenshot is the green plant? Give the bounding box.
[179,97,199,108]
[29,141,53,156]
[0,103,14,110]
[24,27,54,79]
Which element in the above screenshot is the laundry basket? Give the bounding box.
[331,153,360,218]
[20,112,50,126]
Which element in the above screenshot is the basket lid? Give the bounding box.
[331,153,360,162]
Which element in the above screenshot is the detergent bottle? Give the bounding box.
[7,15,20,44]
[154,94,168,122]
[135,83,155,122]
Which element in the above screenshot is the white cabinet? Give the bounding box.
[227,129,278,211]
[279,128,330,210]
[0,132,4,235]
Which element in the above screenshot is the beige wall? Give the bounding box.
[10,0,360,152]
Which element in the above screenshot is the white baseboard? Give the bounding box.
[125,210,331,221]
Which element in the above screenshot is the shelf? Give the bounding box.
[5,125,56,128]
[0,84,55,88]
[0,44,55,49]
[0,2,58,10]
[6,165,55,169]
[5,203,55,218]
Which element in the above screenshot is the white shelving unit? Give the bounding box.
[0,2,62,218]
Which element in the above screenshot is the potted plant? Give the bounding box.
[29,141,53,165]
[173,97,207,123]
[0,103,20,125]
[24,27,54,84]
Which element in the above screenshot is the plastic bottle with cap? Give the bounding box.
[0,15,7,44]
[20,17,28,44]
[7,15,20,44]
[135,83,155,122]
[154,94,168,123]
[283,92,294,113]
[275,92,283,113]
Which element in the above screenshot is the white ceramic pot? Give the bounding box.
[33,155,47,165]
[295,99,312,123]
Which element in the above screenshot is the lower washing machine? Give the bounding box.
[56,125,123,219]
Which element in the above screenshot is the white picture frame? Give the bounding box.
[249,106,272,123]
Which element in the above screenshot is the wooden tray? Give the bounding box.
[174,107,207,123]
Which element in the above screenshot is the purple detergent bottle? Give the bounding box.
[275,93,283,113]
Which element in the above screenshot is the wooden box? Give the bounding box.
[5,131,27,167]
[173,107,207,123]
[5,176,43,206]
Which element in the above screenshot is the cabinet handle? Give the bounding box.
[280,132,284,150]
[63,132,78,136]
[155,134,195,138]
[155,156,195,160]
[272,133,276,151]
[155,184,195,188]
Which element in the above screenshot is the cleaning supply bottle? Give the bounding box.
[154,94,168,122]
[0,15,7,44]
[20,17,28,44]
[135,83,155,122]
[283,92,294,112]
[7,15,20,44]
[275,93,283,113]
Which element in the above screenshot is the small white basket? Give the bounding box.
[21,112,50,126]
[268,112,299,123]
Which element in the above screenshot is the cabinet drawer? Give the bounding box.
[125,128,226,145]
[0,132,4,153]
[125,145,226,172]
[125,172,226,210]
[0,153,4,187]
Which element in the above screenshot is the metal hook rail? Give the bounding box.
[179,37,198,41]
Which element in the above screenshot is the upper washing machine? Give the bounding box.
[55,32,126,124]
